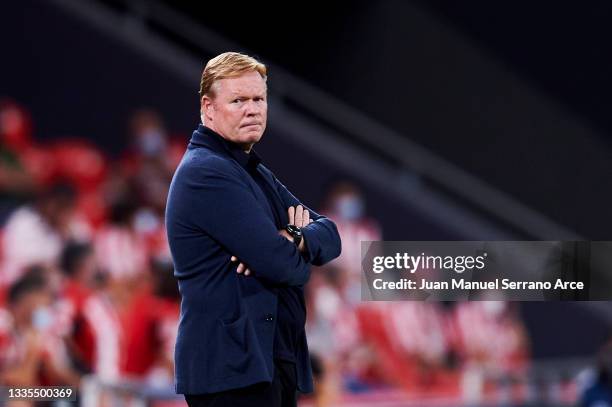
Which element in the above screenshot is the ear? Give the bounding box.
[201,95,214,122]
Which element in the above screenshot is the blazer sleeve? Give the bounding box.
[271,174,342,266]
[182,158,311,286]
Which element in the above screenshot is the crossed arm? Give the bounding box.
[232,204,313,276]
[231,168,341,278]
[179,158,341,286]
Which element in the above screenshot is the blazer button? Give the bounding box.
[265,314,274,322]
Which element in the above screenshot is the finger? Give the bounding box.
[309,219,314,224]
[244,268,251,276]
[231,256,237,262]
[236,263,245,274]
[303,210,310,226]
[295,205,304,226]
[288,206,295,225]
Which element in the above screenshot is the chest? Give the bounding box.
[241,167,287,229]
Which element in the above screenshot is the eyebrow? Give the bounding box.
[230,93,266,99]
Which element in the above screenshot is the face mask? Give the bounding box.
[482,301,506,317]
[335,196,364,221]
[32,306,54,331]
[138,129,166,156]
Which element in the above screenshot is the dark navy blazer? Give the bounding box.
[165,124,341,395]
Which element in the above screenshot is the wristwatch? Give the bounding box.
[285,224,303,247]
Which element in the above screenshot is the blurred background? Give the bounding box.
[1,0,611,406]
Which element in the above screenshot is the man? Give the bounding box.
[0,267,81,387]
[165,52,341,406]
[2,181,83,287]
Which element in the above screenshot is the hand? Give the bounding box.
[24,329,45,361]
[233,205,314,275]
[288,205,311,228]
[279,205,313,252]
[231,255,251,276]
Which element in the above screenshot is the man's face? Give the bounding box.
[11,290,51,328]
[202,70,267,152]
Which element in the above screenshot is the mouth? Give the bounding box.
[240,123,261,129]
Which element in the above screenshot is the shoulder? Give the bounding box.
[179,149,240,179]
[3,206,43,235]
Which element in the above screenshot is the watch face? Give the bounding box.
[286,224,302,246]
[286,224,302,237]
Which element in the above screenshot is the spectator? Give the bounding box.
[58,242,102,373]
[322,181,382,305]
[1,181,89,287]
[94,196,148,281]
[0,267,80,387]
[56,241,121,380]
[120,258,179,388]
[121,109,174,214]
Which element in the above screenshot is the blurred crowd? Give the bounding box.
[0,99,534,405]
[308,182,530,405]
[0,100,183,401]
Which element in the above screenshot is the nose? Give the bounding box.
[245,100,262,116]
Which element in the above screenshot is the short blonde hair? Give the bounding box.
[199,52,267,98]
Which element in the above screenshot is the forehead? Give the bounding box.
[215,71,267,97]
[16,289,49,306]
